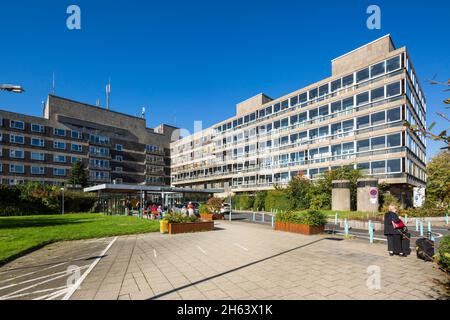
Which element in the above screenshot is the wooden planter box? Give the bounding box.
[200,213,224,221]
[168,221,214,234]
[275,221,325,235]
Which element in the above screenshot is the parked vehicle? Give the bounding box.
[220,203,231,214]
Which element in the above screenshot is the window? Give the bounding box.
[342,74,354,87]
[298,112,307,123]
[331,79,342,92]
[371,136,386,150]
[342,120,354,132]
[31,152,45,161]
[318,126,329,137]
[331,144,341,156]
[54,155,67,163]
[10,164,25,173]
[371,111,385,126]
[281,100,289,110]
[387,133,401,147]
[89,134,109,145]
[115,155,123,162]
[71,131,82,139]
[331,101,341,113]
[10,120,25,130]
[281,118,289,128]
[386,56,400,72]
[299,93,307,104]
[31,138,45,147]
[386,82,401,97]
[309,109,318,120]
[357,116,370,129]
[53,128,66,137]
[54,141,66,150]
[71,144,83,152]
[356,92,369,106]
[370,61,385,78]
[290,95,298,107]
[342,97,353,110]
[357,139,370,152]
[357,162,370,174]
[371,161,386,174]
[342,142,354,154]
[319,84,329,97]
[10,149,24,158]
[309,88,318,100]
[331,123,342,135]
[319,105,329,116]
[31,166,44,175]
[290,115,298,125]
[71,157,81,163]
[31,124,44,133]
[10,134,25,144]
[115,167,123,172]
[53,168,66,176]
[273,103,281,113]
[387,159,401,173]
[356,68,370,83]
[309,128,318,140]
[371,87,385,101]
[387,107,401,122]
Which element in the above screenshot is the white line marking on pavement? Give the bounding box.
[0,273,69,300]
[0,262,66,285]
[62,236,118,300]
[234,243,249,251]
[0,266,88,291]
[34,288,68,301]
[153,249,157,258]
[197,246,207,255]
[3,286,67,300]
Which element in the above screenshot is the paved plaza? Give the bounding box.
[0,221,448,300]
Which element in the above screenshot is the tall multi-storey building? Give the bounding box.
[170,35,427,206]
[0,95,178,186]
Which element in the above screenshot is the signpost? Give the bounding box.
[369,187,378,205]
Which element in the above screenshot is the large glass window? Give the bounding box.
[357,139,370,152]
[298,112,307,123]
[331,101,341,113]
[319,126,329,137]
[356,92,369,106]
[309,88,318,100]
[371,111,385,126]
[371,161,386,174]
[299,93,307,104]
[10,135,25,144]
[319,105,329,116]
[31,152,45,161]
[387,133,401,147]
[356,68,370,83]
[331,144,341,156]
[309,128,318,140]
[387,107,401,122]
[10,120,25,130]
[281,100,289,110]
[386,56,400,72]
[290,115,298,125]
[331,123,342,134]
[342,74,354,87]
[387,159,401,173]
[370,61,385,78]
[357,115,370,129]
[319,84,329,97]
[31,166,44,175]
[31,138,44,147]
[273,103,281,113]
[309,108,318,120]
[342,97,354,110]
[10,164,25,173]
[31,124,44,133]
[342,142,354,154]
[10,149,24,158]
[371,87,385,101]
[386,82,401,97]
[357,162,370,174]
[371,136,386,150]
[54,128,66,137]
[343,120,354,132]
[331,79,341,92]
[290,96,298,107]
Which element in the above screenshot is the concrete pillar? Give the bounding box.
[357,178,379,213]
[332,180,351,211]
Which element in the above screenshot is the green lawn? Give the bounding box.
[323,210,384,221]
[0,213,160,265]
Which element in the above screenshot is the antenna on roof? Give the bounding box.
[52,72,55,95]
[141,106,146,119]
[106,78,111,110]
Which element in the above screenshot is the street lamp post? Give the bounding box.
[60,187,65,215]
[0,84,25,93]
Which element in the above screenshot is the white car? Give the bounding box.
[220,204,231,214]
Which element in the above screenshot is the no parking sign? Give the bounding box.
[369,187,378,204]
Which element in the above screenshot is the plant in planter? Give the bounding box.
[205,197,224,220]
[275,210,327,235]
[199,203,214,221]
[164,212,213,234]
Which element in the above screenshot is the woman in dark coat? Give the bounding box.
[384,204,405,256]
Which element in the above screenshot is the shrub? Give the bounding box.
[310,193,330,210]
[436,235,450,273]
[199,204,210,214]
[399,207,448,217]
[380,193,401,212]
[232,194,254,210]
[206,197,223,214]
[164,212,197,223]
[276,210,327,227]
[265,190,290,212]
[253,191,267,212]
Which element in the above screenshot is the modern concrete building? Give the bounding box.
[170,35,427,206]
[0,95,178,186]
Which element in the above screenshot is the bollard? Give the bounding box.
[420,220,424,237]
[415,219,419,232]
[344,219,349,237]
[253,212,255,221]
[428,221,432,233]
[446,214,449,225]
[271,215,274,228]
[262,212,265,223]
[405,214,408,225]
[335,212,338,225]
[368,220,374,244]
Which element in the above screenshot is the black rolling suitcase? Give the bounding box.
[416,232,434,262]
[401,231,411,255]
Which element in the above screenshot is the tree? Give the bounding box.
[206,197,223,214]
[68,160,89,187]
[426,151,450,208]
[285,173,313,210]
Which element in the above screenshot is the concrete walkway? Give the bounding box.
[66,221,448,300]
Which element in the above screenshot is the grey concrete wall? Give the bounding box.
[332,180,351,211]
[357,179,379,213]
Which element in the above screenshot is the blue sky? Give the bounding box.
[0,0,448,158]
